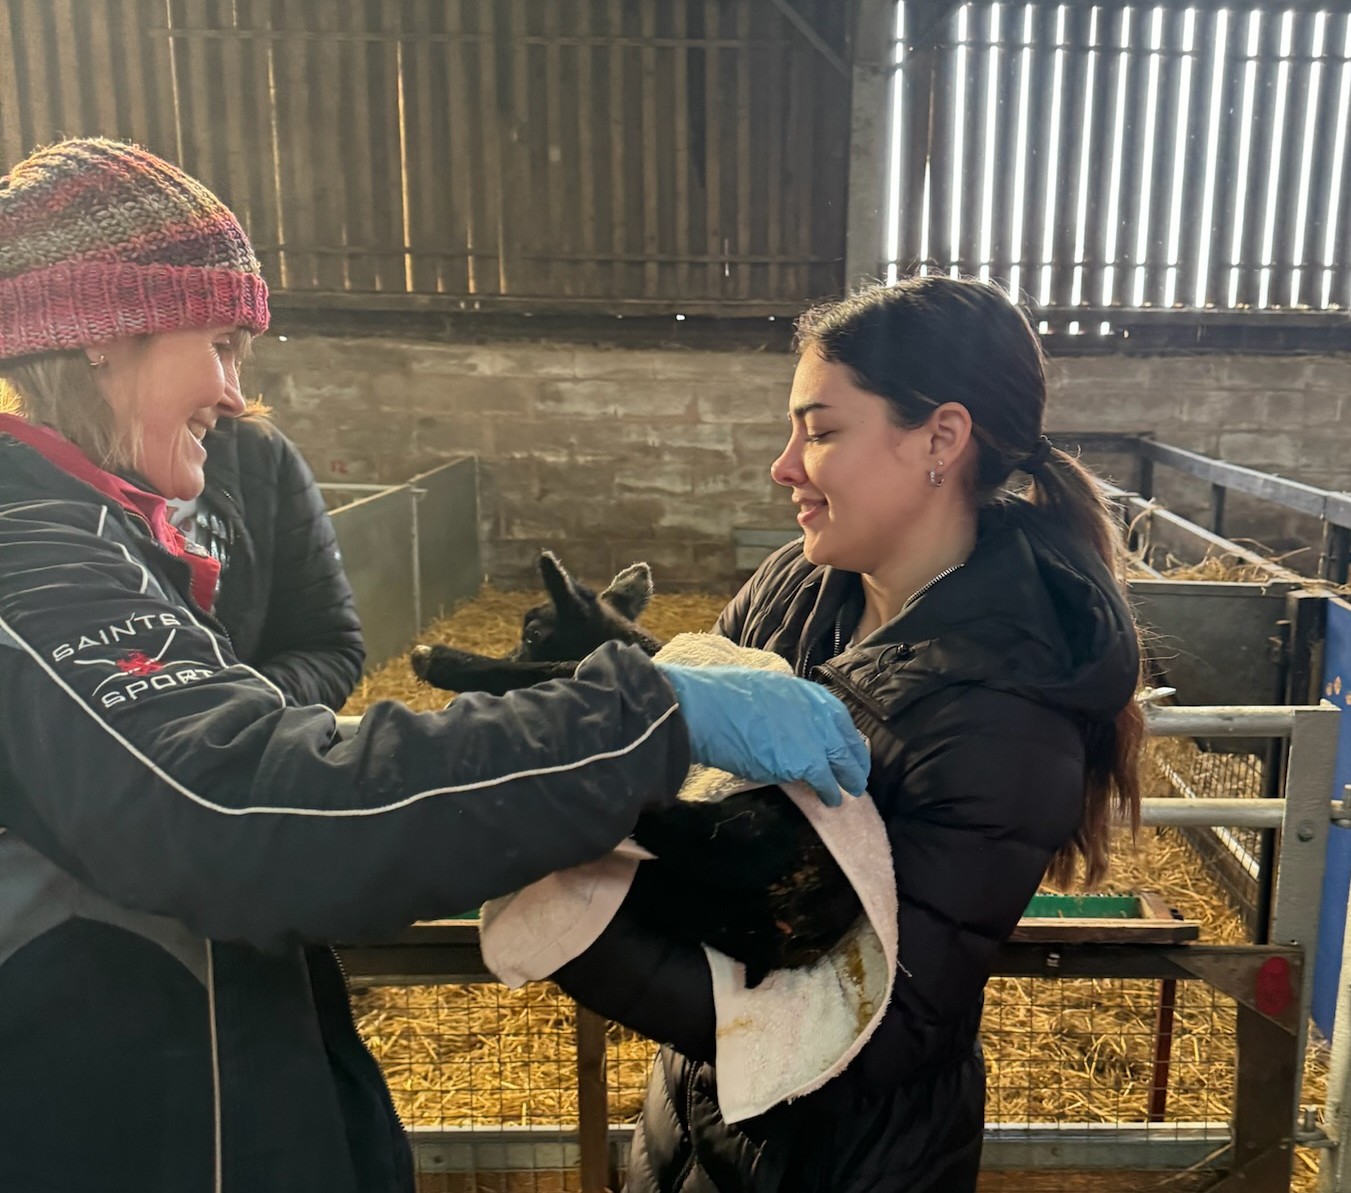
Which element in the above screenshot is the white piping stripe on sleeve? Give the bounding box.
[0,608,681,819]
[0,500,85,519]
[175,604,291,709]
[95,506,107,536]
[100,532,155,598]
[205,941,223,1193]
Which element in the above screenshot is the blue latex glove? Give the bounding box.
[655,663,870,806]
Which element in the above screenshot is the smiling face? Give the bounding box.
[770,349,935,574]
[93,326,248,499]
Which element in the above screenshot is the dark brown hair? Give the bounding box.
[795,275,1142,887]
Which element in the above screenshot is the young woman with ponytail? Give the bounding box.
[551,275,1144,1192]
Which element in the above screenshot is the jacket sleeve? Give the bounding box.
[251,431,365,709]
[553,898,716,1061]
[713,571,755,641]
[851,684,1086,1086]
[0,511,690,951]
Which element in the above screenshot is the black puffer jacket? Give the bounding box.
[555,501,1139,1193]
[187,415,364,709]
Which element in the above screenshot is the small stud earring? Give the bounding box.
[88,354,107,370]
[928,461,945,488]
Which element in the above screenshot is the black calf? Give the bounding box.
[410,552,658,692]
[410,551,861,987]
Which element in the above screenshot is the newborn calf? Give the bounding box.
[411,551,862,986]
[411,552,657,695]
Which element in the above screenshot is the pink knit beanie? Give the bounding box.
[0,137,270,361]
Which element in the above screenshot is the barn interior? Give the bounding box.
[4,2,1351,1189]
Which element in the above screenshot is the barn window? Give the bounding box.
[882,1,1351,332]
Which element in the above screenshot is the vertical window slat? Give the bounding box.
[1159,7,1195,309]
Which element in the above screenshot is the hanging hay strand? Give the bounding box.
[342,583,1328,1190]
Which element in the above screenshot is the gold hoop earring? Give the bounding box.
[88,354,107,370]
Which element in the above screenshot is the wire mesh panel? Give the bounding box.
[606,1023,659,1125]
[355,983,580,1128]
[354,982,586,1192]
[1150,738,1269,936]
[353,972,1252,1188]
[984,976,1235,1131]
[353,982,661,1191]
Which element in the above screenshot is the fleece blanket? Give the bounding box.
[478,632,898,1123]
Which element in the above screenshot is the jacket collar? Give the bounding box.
[0,415,221,611]
[811,501,1139,724]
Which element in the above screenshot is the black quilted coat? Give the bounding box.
[196,415,365,709]
[555,501,1140,1192]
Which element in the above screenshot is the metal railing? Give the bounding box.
[331,702,1344,1190]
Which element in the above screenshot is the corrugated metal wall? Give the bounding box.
[0,0,850,314]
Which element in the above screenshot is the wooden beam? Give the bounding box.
[844,0,895,288]
[767,0,848,80]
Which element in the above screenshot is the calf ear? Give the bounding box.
[539,550,585,612]
[602,561,653,621]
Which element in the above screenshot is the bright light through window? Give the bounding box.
[878,1,1349,322]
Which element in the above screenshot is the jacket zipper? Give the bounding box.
[329,945,407,1132]
[672,1067,699,1192]
[813,660,892,724]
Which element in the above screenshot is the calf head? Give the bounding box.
[513,552,660,661]
[411,551,660,693]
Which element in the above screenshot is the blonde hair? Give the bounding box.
[0,328,254,474]
[0,349,135,469]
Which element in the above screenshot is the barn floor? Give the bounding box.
[343,585,1329,1193]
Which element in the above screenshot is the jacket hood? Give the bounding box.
[815,501,1140,725]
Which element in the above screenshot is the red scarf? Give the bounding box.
[0,414,220,611]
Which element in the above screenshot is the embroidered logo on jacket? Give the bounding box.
[50,613,218,709]
[116,652,164,676]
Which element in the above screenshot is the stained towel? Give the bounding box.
[478,632,898,1123]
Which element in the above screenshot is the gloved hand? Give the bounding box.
[654,663,870,806]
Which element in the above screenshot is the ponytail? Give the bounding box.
[1028,447,1144,889]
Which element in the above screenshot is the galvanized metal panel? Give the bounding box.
[412,458,483,627]
[1129,580,1295,709]
[330,486,419,674]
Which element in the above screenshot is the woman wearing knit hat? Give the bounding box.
[0,138,870,1193]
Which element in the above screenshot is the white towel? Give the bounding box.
[478,632,899,1123]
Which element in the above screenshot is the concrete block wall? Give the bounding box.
[246,333,1347,593]
[1040,354,1348,560]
